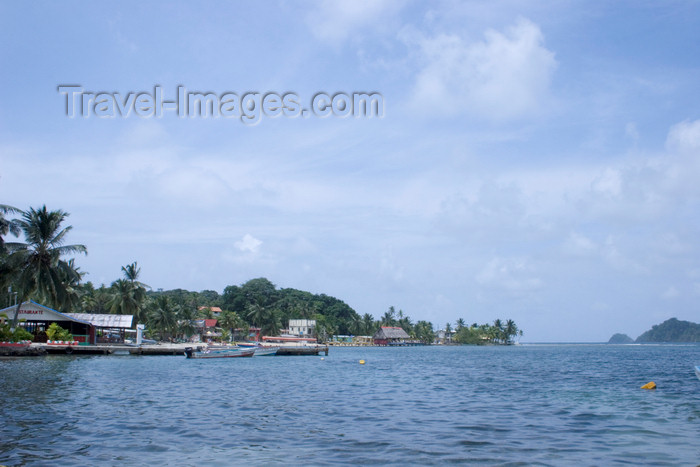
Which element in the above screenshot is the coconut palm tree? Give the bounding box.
[0,204,22,254]
[381,306,397,326]
[176,304,197,340]
[362,313,376,335]
[52,258,85,312]
[107,263,149,323]
[121,262,149,290]
[504,319,518,344]
[5,206,87,330]
[493,319,504,344]
[147,295,178,341]
[246,301,269,336]
[455,318,466,331]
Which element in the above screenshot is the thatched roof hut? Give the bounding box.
[373,326,410,345]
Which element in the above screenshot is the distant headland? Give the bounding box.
[609,318,700,343]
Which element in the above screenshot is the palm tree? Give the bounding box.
[493,319,504,344]
[260,308,281,337]
[147,296,178,341]
[504,319,518,344]
[0,204,22,254]
[107,263,149,322]
[5,206,87,330]
[52,258,85,312]
[176,304,197,340]
[246,301,269,337]
[362,313,376,335]
[121,262,149,292]
[455,318,466,331]
[381,306,397,327]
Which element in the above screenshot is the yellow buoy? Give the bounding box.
[359,359,365,365]
[641,381,656,390]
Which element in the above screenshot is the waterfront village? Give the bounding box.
[0,300,518,357]
[1,206,521,357]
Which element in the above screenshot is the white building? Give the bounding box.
[288,319,316,337]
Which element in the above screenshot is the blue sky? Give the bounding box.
[2,1,700,341]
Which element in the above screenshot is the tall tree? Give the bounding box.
[147,295,178,341]
[0,204,21,254]
[107,263,149,322]
[362,313,376,335]
[504,319,518,344]
[381,306,397,326]
[5,206,87,329]
[121,261,149,290]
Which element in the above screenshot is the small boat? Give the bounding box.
[236,342,280,356]
[184,346,255,359]
[253,346,280,356]
[695,365,700,381]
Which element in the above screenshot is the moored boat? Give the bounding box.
[253,346,280,356]
[184,346,255,359]
[236,342,280,356]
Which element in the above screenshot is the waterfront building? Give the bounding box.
[0,301,95,344]
[373,326,411,346]
[288,319,316,337]
[65,313,133,343]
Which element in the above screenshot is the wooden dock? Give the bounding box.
[35,343,192,356]
[8,343,330,357]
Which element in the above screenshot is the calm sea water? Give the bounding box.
[1,344,699,465]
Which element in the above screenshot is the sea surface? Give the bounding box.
[1,344,699,466]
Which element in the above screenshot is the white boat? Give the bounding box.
[695,365,700,381]
[253,346,280,356]
[236,342,280,356]
[184,346,255,359]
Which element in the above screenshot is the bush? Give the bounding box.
[46,322,74,342]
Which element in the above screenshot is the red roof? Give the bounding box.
[204,319,217,327]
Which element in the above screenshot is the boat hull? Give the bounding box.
[253,347,280,356]
[184,347,255,359]
[695,365,700,381]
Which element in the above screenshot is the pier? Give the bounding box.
[2,342,329,357]
[34,343,192,356]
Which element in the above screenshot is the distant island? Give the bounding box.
[607,333,633,344]
[609,318,700,343]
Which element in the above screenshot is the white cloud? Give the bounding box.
[235,234,262,253]
[407,18,556,120]
[666,119,700,153]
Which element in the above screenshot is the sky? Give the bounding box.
[2,1,700,342]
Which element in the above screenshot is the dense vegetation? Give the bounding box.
[635,318,700,343]
[1,204,521,344]
[607,333,634,344]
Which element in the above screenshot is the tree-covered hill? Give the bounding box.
[635,318,700,343]
[607,333,634,344]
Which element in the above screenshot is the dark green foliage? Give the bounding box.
[635,318,700,342]
[453,318,521,345]
[608,333,634,344]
